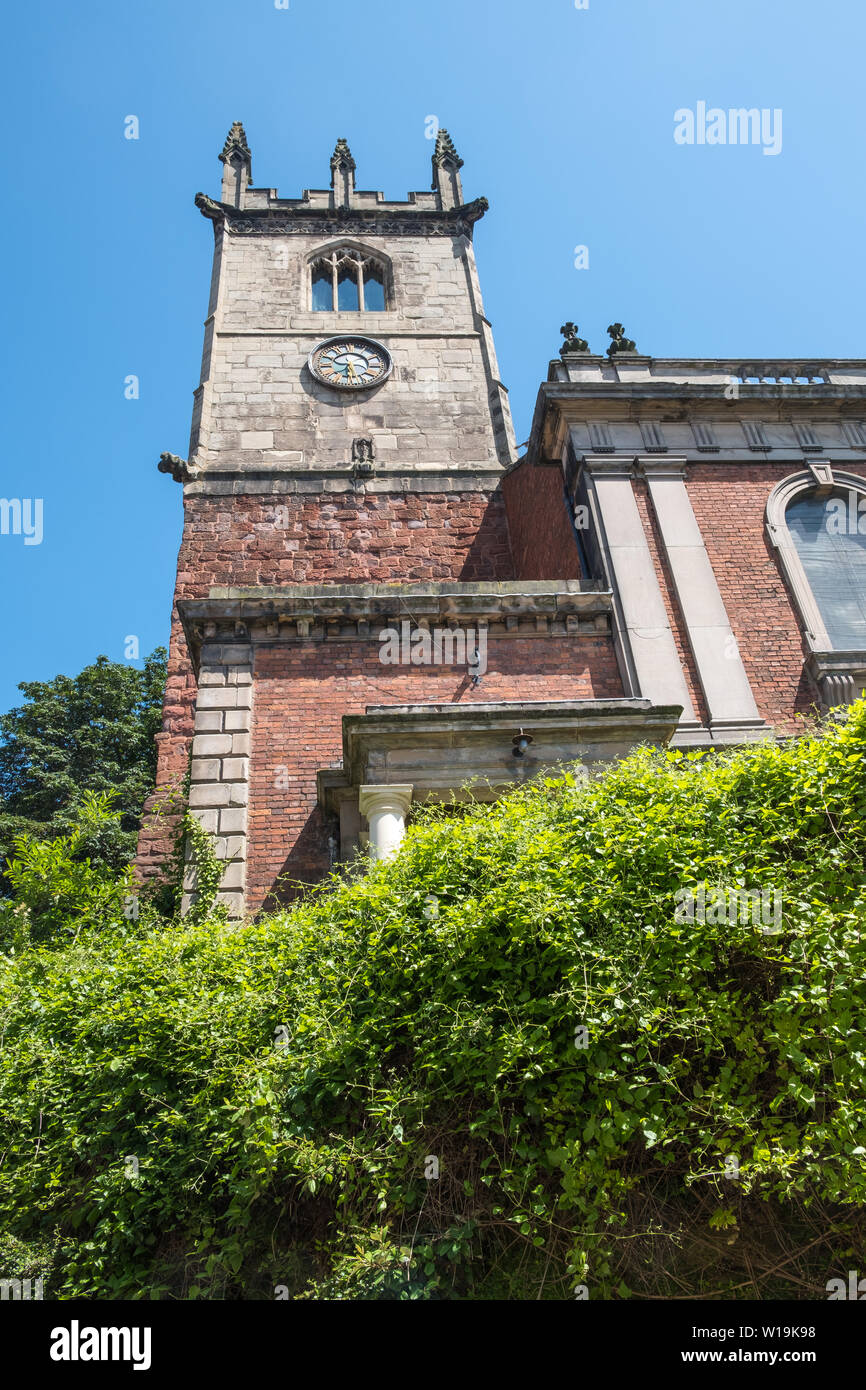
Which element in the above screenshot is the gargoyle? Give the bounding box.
[158,452,200,483]
[194,192,226,223]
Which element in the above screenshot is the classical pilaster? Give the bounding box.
[578,449,696,725]
[639,459,767,741]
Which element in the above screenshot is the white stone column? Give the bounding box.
[359,785,414,862]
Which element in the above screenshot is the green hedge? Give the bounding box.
[1,705,865,1299]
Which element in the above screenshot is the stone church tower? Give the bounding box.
[138,123,866,917]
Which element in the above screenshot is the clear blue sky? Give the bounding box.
[1,0,863,715]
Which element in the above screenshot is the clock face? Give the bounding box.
[309,337,392,391]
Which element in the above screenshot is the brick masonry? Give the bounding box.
[245,633,621,914]
[136,487,517,887]
[501,460,584,581]
[684,462,866,729]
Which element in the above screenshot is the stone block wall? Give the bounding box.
[184,648,254,918]
[192,227,515,473]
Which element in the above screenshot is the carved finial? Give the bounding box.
[431,127,465,210]
[330,138,356,177]
[330,138,356,206]
[560,322,589,354]
[432,128,464,171]
[606,323,637,357]
[158,452,200,483]
[218,122,252,207]
[219,121,251,164]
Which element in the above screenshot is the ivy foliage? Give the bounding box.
[0,704,864,1299]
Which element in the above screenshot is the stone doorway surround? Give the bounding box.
[319,697,683,863]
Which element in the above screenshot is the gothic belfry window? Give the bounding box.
[309,246,389,311]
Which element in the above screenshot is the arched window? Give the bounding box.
[767,469,866,707]
[785,493,866,648]
[309,245,389,312]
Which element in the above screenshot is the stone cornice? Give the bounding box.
[542,382,866,404]
[195,191,489,238]
[183,466,506,497]
[177,581,614,673]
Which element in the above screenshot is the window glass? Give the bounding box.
[787,492,866,647]
[311,266,332,311]
[337,266,360,311]
[364,268,386,311]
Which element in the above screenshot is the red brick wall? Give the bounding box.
[139,458,866,898]
[501,461,584,580]
[137,487,515,883]
[499,459,866,733]
[246,633,623,913]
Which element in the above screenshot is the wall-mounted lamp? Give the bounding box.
[512,728,534,758]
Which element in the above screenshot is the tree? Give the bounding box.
[0,649,167,885]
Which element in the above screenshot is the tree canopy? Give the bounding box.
[0,649,167,882]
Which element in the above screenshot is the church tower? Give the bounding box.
[138,126,675,917]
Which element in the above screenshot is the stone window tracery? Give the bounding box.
[309,245,389,312]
